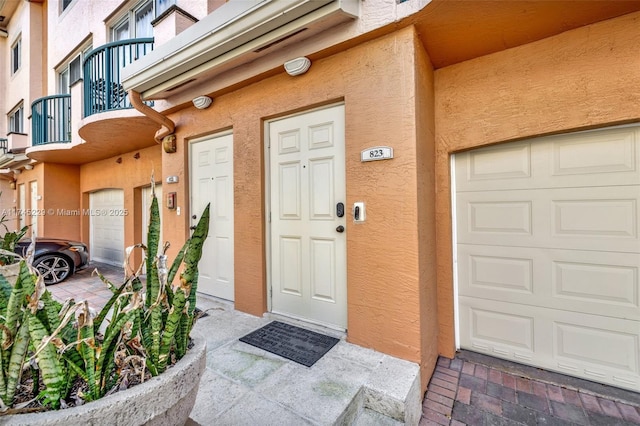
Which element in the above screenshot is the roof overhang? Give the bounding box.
[121,0,359,99]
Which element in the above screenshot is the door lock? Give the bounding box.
[336,225,345,233]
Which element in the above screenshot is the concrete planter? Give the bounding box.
[1,336,206,426]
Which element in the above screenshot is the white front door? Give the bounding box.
[268,104,347,329]
[190,132,234,301]
[90,189,125,266]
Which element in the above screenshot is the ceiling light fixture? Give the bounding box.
[284,57,311,76]
[192,95,213,110]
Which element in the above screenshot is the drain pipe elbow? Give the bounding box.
[128,90,175,143]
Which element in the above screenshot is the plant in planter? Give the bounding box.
[0,189,209,421]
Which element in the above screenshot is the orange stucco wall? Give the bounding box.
[434,12,640,357]
[163,27,435,388]
[42,163,81,240]
[414,33,439,386]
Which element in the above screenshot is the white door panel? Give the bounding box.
[190,133,234,301]
[269,104,347,329]
[458,244,640,321]
[455,125,640,391]
[456,186,640,253]
[90,189,125,266]
[459,297,640,390]
[456,127,640,192]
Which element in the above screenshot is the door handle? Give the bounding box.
[336,225,344,233]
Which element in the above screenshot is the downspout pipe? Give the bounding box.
[128,90,175,143]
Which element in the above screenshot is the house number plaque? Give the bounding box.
[361,146,393,162]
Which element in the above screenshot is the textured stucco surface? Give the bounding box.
[433,11,640,357]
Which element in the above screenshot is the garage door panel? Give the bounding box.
[458,244,640,320]
[460,297,640,390]
[455,126,640,391]
[457,186,639,253]
[456,127,640,192]
[90,189,124,266]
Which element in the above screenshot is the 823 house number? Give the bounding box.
[361,146,393,162]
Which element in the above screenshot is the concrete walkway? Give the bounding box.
[49,263,640,425]
[48,263,421,425]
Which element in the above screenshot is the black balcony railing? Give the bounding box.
[83,38,154,117]
[0,138,7,154]
[31,95,71,146]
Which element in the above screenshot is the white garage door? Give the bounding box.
[90,189,125,266]
[455,126,640,391]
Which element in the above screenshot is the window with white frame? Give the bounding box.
[61,0,74,12]
[8,104,24,134]
[11,37,21,74]
[111,0,175,41]
[58,45,92,94]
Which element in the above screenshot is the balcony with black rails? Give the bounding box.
[0,139,7,155]
[28,38,162,164]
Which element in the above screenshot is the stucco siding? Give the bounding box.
[434,11,640,357]
[163,27,428,370]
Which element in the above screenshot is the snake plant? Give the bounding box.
[0,187,209,412]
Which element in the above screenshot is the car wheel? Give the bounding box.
[33,254,73,285]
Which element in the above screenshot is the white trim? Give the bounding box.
[121,0,358,96]
[451,154,460,350]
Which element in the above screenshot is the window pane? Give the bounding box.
[59,68,70,94]
[62,0,73,11]
[135,1,154,38]
[12,39,21,73]
[155,0,175,16]
[70,55,82,83]
[113,20,130,41]
[9,106,23,133]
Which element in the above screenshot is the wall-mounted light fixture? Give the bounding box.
[192,95,213,109]
[116,157,122,164]
[133,152,140,159]
[284,57,311,76]
[9,180,16,190]
[163,135,177,153]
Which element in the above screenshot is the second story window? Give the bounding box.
[8,104,24,134]
[58,46,92,94]
[11,37,21,74]
[61,0,74,12]
[111,0,175,41]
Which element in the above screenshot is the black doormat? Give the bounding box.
[239,321,339,367]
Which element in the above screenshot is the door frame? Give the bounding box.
[263,102,346,327]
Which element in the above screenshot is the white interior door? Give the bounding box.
[269,104,347,330]
[454,125,640,391]
[190,132,234,301]
[90,189,125,266]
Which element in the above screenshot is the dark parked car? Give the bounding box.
[14,238,89,285]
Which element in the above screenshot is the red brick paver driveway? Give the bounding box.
[422,352,640,425]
